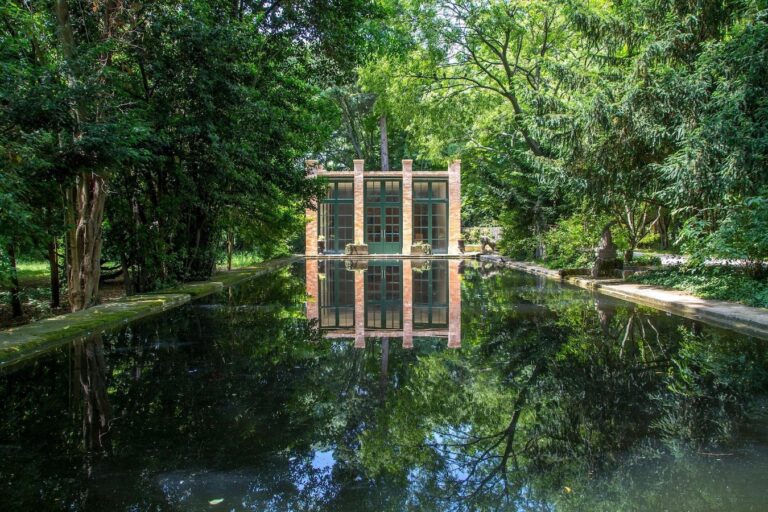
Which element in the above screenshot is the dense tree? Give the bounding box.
[2,0,377,309]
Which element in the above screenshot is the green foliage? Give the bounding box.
[540,215,597,269]
[537,212,621,269]
[628,266,768,309]
[631,254,662,267]
[1,0,378,303]
[679,193,768,277]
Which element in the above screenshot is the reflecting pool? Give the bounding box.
[1,259,767,511]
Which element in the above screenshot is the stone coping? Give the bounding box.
[0,256,299,368]
[307,253,481,259]
[481,255,768,341]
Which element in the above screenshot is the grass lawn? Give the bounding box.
[13,260,51,286]
[627,266,768,309]
[217,252,264,270]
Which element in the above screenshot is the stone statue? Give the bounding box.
[480,236,496,254]
[591,222,621,278]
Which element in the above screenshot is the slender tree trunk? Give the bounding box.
[226,228,234,271]
[379,115,389,171]
[67,175,107,312]
[6,243,23,318]
[48,238,61,308]
[121,253,132,296]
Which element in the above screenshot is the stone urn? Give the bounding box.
[410,242,432,256]
[345,243,369,256]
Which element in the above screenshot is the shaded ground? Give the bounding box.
[1,257,264,331]
[0,279,125,330]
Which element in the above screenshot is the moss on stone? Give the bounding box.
[0,256,300,368]
[148,282,224,298]
[0,294,190,368]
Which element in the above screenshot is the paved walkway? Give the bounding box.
[481,255,768,341]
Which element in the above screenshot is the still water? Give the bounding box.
[1,259,767,511]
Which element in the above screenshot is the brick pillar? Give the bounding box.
[402,259,413,348]
[353,160,365,247]
[448,259,461,348]
[354,268,365,348]
[305,160,319,256]
[402,160,413,255]
[306,259,318,322]
[448,160,462,255]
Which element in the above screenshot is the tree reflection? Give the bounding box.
[356,267,768,510]
[0,262,766,510]
[72,334,113,455]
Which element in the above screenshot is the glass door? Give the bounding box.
[319,181,354,253]
[365,261,403,329]
[318,261,355,328]
[413,261,449,328]
[413,181,448,253]
[365,180,402,254]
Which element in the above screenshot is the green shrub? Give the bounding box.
[540,213,620,269]
[628,266,768,308]
[631,255,662,266]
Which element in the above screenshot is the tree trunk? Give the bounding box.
[56,0,107,312]
[226,228,234,271]
[657,211,669,249]
[379,115,389,171]
[48,238,61,308]
[67,175,107,312]
[624,247,634,264]
[121,253,132,296]
[6,243,23,318]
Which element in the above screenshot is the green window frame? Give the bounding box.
[413,181,448,254]
[365,261,403,329]
[318,260,355,328]
[319,181,354,253]
[365,180,402,254]
[413,261,449,328]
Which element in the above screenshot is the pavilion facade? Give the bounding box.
[305,160,461,256]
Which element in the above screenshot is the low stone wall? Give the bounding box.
[481,255,768,341]
[0,256,299,368]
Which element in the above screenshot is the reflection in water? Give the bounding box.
[306,259,462,348]
[1,261,767,511]
[72,334,113,456]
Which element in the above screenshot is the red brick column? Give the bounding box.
[306,259,318,322]
[448,160,462,255]
[402,160,413,255]
[448,259,461,348]
[353,160,365,247]
[305,160,319,256]
[402,259,413,348]
[354,268,365,348]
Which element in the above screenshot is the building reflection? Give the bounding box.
[306,259,462,348]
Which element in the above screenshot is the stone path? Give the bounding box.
[481,255,768,341]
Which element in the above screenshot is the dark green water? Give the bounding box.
[1,260,767,511]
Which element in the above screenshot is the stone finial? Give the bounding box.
[353,159,364,174]
[402,159,413,172]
